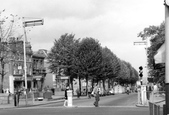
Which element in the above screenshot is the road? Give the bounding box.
[39,92,138,107]
[0,93,163,115]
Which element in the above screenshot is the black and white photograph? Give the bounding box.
[0,0,167,115]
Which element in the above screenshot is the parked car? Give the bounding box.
[109,88,115,95]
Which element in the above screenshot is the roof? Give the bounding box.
[33,49,48,58]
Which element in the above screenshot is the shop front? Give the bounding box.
[32,75,44,91]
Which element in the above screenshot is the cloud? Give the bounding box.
[1,0,164,70]
[2,0,114,20]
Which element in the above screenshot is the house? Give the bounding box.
[32,49,47,91]
[1,38,47,94]
[2,39,33,94]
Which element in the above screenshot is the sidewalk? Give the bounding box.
[136,93,165,108]
[0,95,65,109]
[0,93,166,109]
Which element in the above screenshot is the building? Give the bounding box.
[1,38,47,94]
[32,49,47,91]
[1,39,33,94]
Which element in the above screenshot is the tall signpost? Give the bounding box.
[165,1,169,114]
[22,17,43,105]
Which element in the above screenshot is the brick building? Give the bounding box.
[1,39,32,93]
[1,39,47,94]
[32,49,47,91]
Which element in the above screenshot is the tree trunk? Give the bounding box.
[86,75,88,96]
[0,78,3,93]
[78,75,81,96]
[0,63,5,93]
[108,78,110,89]
[92,78,94,90]
[102,79,105,91]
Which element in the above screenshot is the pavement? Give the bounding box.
[136,93,165,108]
[0,93,165,109]
[0,95,66,109]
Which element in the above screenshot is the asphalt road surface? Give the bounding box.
[0,93,163,115]
[38,93,138,107]
[0,106,150,115]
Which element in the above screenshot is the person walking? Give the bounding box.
[63,86,69,107]
[93,84,100,107]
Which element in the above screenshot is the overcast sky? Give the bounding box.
[1,0,164,71]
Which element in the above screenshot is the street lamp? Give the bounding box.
[22,17,43,105]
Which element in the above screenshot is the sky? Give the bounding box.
[1,0,164,74]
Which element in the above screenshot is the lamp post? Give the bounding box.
[22,17,43,105]
[164,0,169,114]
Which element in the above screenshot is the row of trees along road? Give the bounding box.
[47,33,139,94]
[138,22,165,86]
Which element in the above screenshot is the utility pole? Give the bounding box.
[164,0,169,114]
[22,17,43,105]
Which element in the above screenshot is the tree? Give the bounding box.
[47,33,80,88]
[100,47,120,89]
[138,22,165,83]
[0,10,21,93]
[116,60,130,84]
[75,37,102,92]
[115,60,138,85]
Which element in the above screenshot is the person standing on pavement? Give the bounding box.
[63,86,69,107]
[88,86,92,99]
[146,82,151,101]
[14,87,22,106]
[76,87,80,98]
[126,85,130,95]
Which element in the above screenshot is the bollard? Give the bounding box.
[67,90,73,107]
[7,94,10,104]
[32,92,34,104]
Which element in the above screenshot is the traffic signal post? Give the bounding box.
[164,1,169,114]
[139,66,143,84]
[134,38,151,84]
[138,66,147,105]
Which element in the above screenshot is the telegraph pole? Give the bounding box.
[164,0,169,114]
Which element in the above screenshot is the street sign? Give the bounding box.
[23,19,44,27]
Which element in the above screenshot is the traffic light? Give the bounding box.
[139,66,143,78]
